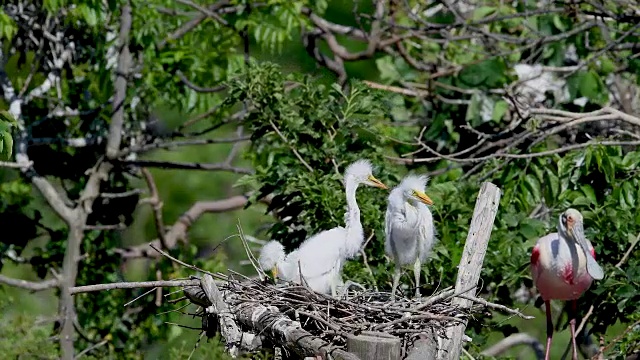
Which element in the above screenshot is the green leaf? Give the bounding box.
[1,131,13,160]
[580,184,597,204]
[622,182,636,208]
[471,6,497,21]
[578,70,608,105]
[552,15,567,31]
[376,56,402,83]
[491,100,509,122]
[458,58,508,88]
[524,174,542,202]
[545,170,560,203]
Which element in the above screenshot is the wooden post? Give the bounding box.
[346,331,401,360]
[405,328,438,360]
[437,182,501,360]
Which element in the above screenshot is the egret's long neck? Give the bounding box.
[343,178,364,258]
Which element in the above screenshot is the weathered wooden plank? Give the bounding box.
[437,182,502,360]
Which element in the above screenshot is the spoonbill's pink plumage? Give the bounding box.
[530,208,604,360]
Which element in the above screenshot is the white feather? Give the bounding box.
[257,159,384,295]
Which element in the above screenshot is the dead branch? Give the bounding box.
[69,279,200,295]
[0,274,60,291]
[120,159,253,174]
[438,182,502,360]
[140,168,167,248]
[115,193,272,259]
[481,332,544,359]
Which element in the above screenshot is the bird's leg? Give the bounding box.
[414,258,422,299]
[331,278,339,297]
[544,300,553,360]
[390,266,402,301]
[570,300,578,360]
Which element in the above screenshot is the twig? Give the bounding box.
[268,120,314,172]
[175,70,226,93]
[74,339,109,359]
[459,295,534,319]
[69,279,200,295]
[149,244,223,280]
[595,319,640,357]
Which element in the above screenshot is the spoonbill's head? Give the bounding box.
[558,208,604,280]
[258,241,285,279]
[397,174,434,206]
[344,159,388,189]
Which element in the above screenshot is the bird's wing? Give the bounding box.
[385,205,420,265]
[288,227,347,280]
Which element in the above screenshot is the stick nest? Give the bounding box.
[184,273,483,357]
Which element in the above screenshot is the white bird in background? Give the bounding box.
[530,208,604,360]
[385,174,436,300]
[258,159,388,296]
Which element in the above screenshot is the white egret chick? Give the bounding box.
[385,174,436,300]
[258,159,388,296]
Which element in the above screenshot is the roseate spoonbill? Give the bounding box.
[258,159,388,296]
[531,208,604,360]
[384,174,436,300]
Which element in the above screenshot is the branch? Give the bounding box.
[176,70,226,93]
[0,161,33,169]
[115,194,272,259]
[268,120,313,172]
[69,279,200,295]
[438,182,502,360]
[121,135,250,155]
[459,294,534,319]
[0,274,60,291]
[120,159,253,174]
[480,333,544,359]
[105,4,132,159]
[140,168,167,248]
[58,6,133,359]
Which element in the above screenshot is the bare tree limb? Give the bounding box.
[480,332,544,359]
[0,274,60,291]
[57,5,133,359]
[140,168,167,248]
[105,4,132,160]
[120,159,253,174]
[69,279,200,295]
[115,194,273,259]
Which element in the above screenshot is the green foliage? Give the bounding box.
[0,8,16,40]
[2,0,640,358]
[225,62,405,250]
[0,110,17,160]
[0,290,60,359]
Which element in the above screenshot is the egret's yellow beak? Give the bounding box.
[413,190,434,205]
[367,175,388,190]
[271,266,278,279]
